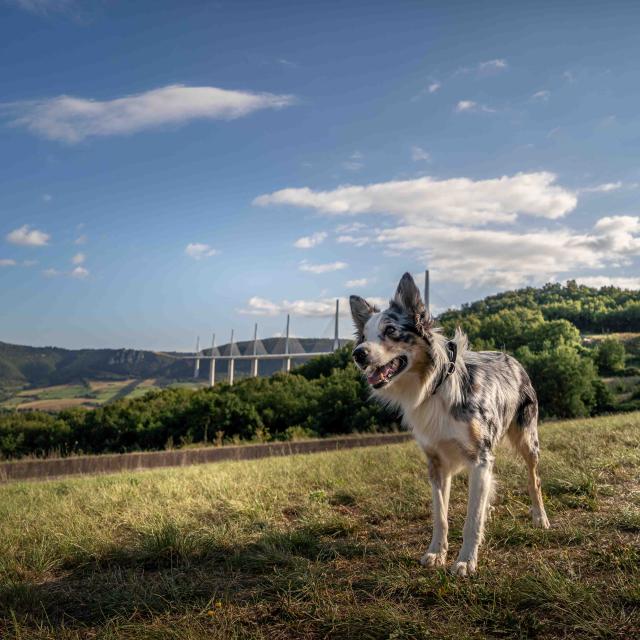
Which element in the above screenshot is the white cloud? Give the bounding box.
[456,100,476,112]
[574,276,640,290]
[185,243,217,260]
[345,278,368,288]
[582,182,623,193]
[22,260,38,266]
[42,193,52,202]
[428,82,441,93]
[239,295,386,317]
[70,265,89,279]
[255,172,577,226]
[255,170,640,289]
[294,231,327,249]
[74,234,87,245]
[299,260,348,274]
[6,225,50,246]
[375,216,640,288]
[478,59,508,72]
[71,252,85,265]
[335,222,366,233]
[455,100,495,113]
[6,84,296,143]
[411,146,431,161]
[532,90,550,101]
[42,268,60,277]
[336,234,371,247]
[0,259,17,267]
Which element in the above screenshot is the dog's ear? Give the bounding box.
[350,295,377,335]
[394,272,422,313]
[394,272,433,337]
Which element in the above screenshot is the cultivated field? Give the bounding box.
[0,378,204,411]
[1,413,639,639]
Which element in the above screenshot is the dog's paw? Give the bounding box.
[450,559,476,577]
[420,551,447,568]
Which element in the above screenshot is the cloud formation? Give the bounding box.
[345,278,368,288]
[375,215,640,287]
[574,276,640,289]
[455,100,495,113]
[299,260,348,274]
[255,172,577,226]
[294,231,327,249]
[582,182,623,193]
[240,295,386,317]
[0,259,17,267]
[6,225,50,246]
[70,265,89,279]
[185,243,217,260]
[256,171,640,288]
[6,84,296,143]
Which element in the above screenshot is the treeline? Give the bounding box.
[0,335,631,460]
[0,350,396,460]
[1,281,638,461]
[439,281,640,333]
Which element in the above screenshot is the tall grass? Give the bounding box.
[1,412,639,639]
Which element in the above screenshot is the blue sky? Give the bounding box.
[2,0,640,350]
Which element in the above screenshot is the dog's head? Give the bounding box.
[349,272,434,390]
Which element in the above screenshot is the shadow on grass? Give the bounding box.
[0,519,370,631]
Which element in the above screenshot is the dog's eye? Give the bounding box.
[384,326,398,338]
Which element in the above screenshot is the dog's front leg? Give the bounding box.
[451,457,494,577]
[420,456,451,568]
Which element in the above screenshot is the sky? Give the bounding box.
[1,0,640,350]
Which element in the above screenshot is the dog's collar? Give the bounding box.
[432,340,457,393]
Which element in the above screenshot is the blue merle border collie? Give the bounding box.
[350,272,550,576]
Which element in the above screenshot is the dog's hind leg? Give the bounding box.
[451,456,494,577]
[420,453,451,568]
[508,414,550,530]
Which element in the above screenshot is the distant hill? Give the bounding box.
[3,281,639,393]
[0,338,349,392]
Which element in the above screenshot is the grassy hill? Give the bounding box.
[0,338,347,403]
[1,412,638,639]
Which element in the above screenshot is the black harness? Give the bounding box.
[432,340,457,393]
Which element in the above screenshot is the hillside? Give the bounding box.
[439,280,640,333]
[2,412,638,639]
[0,338,348,395]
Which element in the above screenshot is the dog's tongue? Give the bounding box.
[367,361,396,386]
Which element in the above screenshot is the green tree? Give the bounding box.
[594,338,626,374]
[517,345,601,418]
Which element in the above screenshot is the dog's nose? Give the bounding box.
[352,345,369,366]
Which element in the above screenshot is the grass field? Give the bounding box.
[1,413,639,639]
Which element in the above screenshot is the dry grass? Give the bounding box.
[1,412,639,639]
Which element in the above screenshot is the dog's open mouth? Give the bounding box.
[367,355,408,388]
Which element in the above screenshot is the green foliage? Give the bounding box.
[594,338,626,374]
[440,280,640,334]
[0,347,399,460]
[2,281,638,460]
[516,346,613,419]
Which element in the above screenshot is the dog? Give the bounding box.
[350,272,550,576]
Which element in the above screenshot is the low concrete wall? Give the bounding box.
[0,433,413,483]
